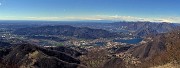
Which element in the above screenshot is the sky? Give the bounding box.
[0,0,180,23]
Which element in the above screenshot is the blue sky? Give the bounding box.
[0,0,180,23]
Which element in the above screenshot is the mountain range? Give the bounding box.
[105,30,180,68]
[71,22,179,36]
[0,21,180,68]
[0,43,86,68]
[13,25,121,39]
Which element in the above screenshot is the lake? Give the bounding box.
[113,38,143,44]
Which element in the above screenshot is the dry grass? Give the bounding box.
[150,62,180,68]
[80,48,109,68]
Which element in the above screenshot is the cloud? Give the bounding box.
[62,15,180,23]
[146,17,180,23]
[25,16,62,20]
[152,19,172,22]
[0,16,63,21]
[63,15,144,21]
[0,15,180,23]
[0,16,17,20]
[92,15,180,23]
